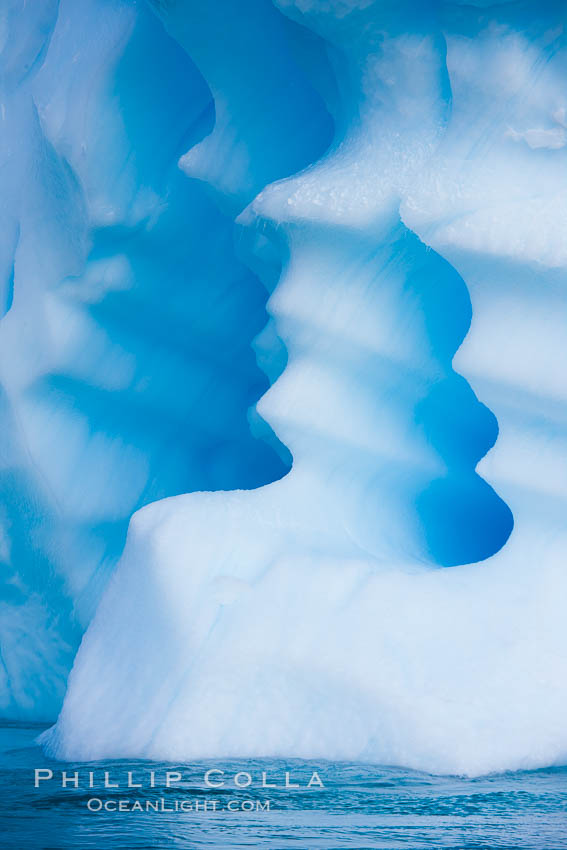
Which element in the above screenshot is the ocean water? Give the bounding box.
[1,722,566,849]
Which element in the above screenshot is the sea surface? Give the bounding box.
[1,721,566,849]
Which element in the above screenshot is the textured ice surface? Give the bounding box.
[3,0,566,775]
[0,0,321,717]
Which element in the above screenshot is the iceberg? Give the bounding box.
[2,0,566,776]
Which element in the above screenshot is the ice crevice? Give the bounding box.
[41,0,567,777]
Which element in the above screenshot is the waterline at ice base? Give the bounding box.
[1,0,566,780]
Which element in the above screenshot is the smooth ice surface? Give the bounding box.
[2,0,566,775]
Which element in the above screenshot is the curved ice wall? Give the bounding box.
[0,0,331,717]
[3,0,566,775]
